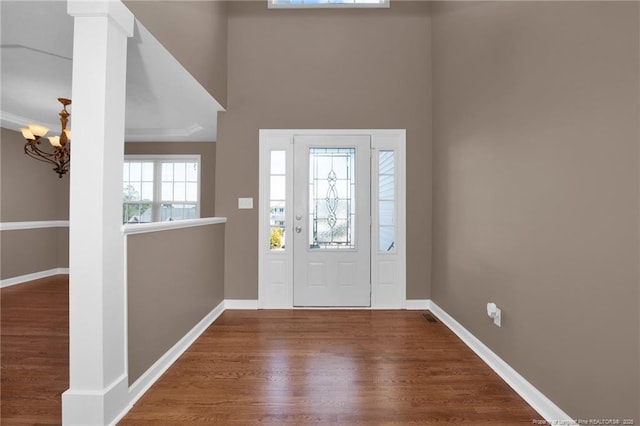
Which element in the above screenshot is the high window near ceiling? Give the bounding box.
[123,155,201,224]
[269,0,389,8]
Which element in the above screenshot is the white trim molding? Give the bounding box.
[122,217,226,235]
[62,374,129,426]
[225,299,259,310]
[258,129,406,309]
[1,110,61,133]
[0,220,69,231]
[67,0,134,37]
[63,1,134,423]
[1,268,70,288]
[404,299,431,310]
[428,301,576,426]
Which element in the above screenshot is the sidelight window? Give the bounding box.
[378,150,395,252]
[269,150,287,250]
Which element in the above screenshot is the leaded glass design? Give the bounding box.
[378,151,395,252]
[309,148,356,249]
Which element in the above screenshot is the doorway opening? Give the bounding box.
[259,129,406,308]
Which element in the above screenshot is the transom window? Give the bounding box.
[123,155,201,224]
[269,0,388,8]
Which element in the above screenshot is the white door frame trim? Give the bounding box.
[258,129,406,309]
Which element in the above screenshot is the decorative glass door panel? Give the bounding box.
[309,148,356,250]
[293,136,371,307]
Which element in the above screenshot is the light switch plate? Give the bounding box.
[238,197,253,209]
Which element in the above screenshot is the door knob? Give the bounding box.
[295,226,302,233]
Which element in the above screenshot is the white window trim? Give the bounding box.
[124,154,202,223]
[268,0,389,9]
[258,129,406,309]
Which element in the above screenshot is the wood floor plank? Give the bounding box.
[120,310,541,425]
[1,279,542,425]
[1,276,69,426]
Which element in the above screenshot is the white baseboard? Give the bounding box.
[1,268,69,288]
[102,297,573,426]
[120,299,226,424]
[404,299,431,310]
[225,299,259,309]
[62,373,128,426]
[428,301,576,426]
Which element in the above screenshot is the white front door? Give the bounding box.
[293,135,371,307]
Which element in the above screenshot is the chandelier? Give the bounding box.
[20,98,72,178]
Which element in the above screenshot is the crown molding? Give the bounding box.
[125,123,205,139]
[2,110,212,142]
[0,110,59,132]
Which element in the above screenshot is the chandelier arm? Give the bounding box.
[24,141,70,177]
[55,151,71,171]
[24,149,64,171]
[24,145,61,165]
[22,98,72,178]
[24,140,56,161]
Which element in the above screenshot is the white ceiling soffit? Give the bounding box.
[0,0,224,143]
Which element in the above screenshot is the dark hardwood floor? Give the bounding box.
[1,275,69,425]
[1,277,541,425]
[121,310,540,425]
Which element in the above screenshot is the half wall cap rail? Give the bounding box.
[122,217,227,235]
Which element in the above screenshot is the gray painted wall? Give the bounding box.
[0,128,70,222]
[217,1,433,300]
[0,128,70,279]
[4,1,640,418]
[431,1,639,420]
[0,228,68,279]
[124,0,228,107]
[127,224,225,384]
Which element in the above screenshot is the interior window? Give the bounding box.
[123,156,200,224]
[269,0,388,8]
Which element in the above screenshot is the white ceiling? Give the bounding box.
[1,0,224,142]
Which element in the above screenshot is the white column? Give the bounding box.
[62,1,134,425]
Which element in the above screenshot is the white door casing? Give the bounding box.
[259,129,406,309]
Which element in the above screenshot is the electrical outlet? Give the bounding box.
[492,307,501,327]
[487,302,502,327]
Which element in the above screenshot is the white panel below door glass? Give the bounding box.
[307,262,325,287]
[338,262,356,287]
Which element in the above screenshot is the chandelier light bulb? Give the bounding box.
[28,123,49,137]
[48,136,61,147]
[21,98,72,178]
[20,127,35,140]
